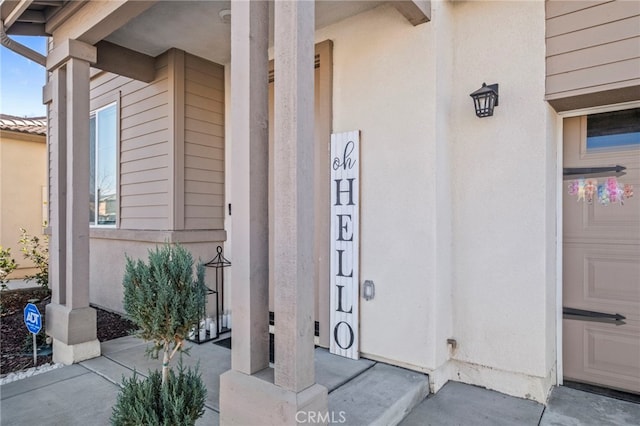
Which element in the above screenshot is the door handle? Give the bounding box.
[563,307,626,326]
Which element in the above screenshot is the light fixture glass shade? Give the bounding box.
[470,83,499,117]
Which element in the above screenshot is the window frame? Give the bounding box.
[585,107,640,152]
[577,105,640,162]
[89,96,120,229]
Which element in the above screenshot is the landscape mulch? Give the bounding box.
[1,287,136,376]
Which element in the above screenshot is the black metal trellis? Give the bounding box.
[187,245,231,344]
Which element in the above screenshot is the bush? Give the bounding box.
[18,228,49,290]
[114,244,207,425]
[0,246,18,290]
[111,364,206,426]
[122,244,206,383]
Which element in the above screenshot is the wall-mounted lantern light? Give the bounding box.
[470,83,499,118]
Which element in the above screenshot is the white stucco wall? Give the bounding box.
[0,132,47,279]
[223,0,558,401]
[89,235,225,314]
[449,1,558,400]
[315,0,558,401]
[316,4,442,372]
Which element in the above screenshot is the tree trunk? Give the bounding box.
[162,342,169,385]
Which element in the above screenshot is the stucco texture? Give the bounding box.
[0,131,47,278]
[315,0,557,401]
[450,0,557,394]
[90,237,225,314]
[316,3,438,371]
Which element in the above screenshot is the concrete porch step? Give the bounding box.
[399,381,544,426]
[329,363,429,426]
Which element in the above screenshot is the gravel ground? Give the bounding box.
[1,287,136,376]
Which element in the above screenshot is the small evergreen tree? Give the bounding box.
[122,244,205,384]
[112,244,207,426]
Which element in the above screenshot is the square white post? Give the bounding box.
[228,0,270,376]
[273,0,317,392]
[45,39,100,364]
[220,1,327,424]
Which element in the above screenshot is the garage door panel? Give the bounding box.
[563,115,640,169]
[564,320,640,393]
[564,169,640,243]
[564,243,640,321]
[585,326,640,378]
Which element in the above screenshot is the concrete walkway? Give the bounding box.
[0,335,428,425]
[2,335,639,425]
[401,380,640,426]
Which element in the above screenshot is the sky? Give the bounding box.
[0,35,47,118]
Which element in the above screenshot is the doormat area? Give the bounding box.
[213,337,231,349]
[564,381,640,404]
[214,334,275,363]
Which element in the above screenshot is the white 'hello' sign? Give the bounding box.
[330,130,359,360]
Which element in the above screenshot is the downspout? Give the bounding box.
[1,21,46,66]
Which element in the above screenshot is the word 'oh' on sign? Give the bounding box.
[24,302,42,334]
[330,130,360,360]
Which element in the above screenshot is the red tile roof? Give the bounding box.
[0,114,47,136]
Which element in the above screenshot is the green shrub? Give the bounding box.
[114,244,207,426]
[122,244,205,383]
[0,246,18,290]
[111,364,206,426]
[18,228,49,290]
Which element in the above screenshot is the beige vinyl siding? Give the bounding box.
[545,0,640,109]
[183,53,225,230]
[90,52,171,230]
[87,50,225,231]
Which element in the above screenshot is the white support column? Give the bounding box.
[220,1,327,424]
[273,0,316,392]
[228,0,270,375]
[45,39,100,365]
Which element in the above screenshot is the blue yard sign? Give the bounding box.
[24,303,42,334]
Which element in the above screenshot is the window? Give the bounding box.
[587,107,640,151]
[90,103,117,226]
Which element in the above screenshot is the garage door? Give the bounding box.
[563,108,640,394]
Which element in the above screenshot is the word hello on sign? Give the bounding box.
[330,131,360,360]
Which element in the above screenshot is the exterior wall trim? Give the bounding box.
[314,39,332,348]
[89,228,226,243]
[89,90,119,114]
[0,130,46,143]
[555,99,640,119]
[47,38,96,71]
[89,95,121,229]
[547,84,640,112]
[554,109,564,386]
[168,48,186,230]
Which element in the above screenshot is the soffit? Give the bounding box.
[2,0,386,65]
[2,0,68,35]
[104,0,385,65]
